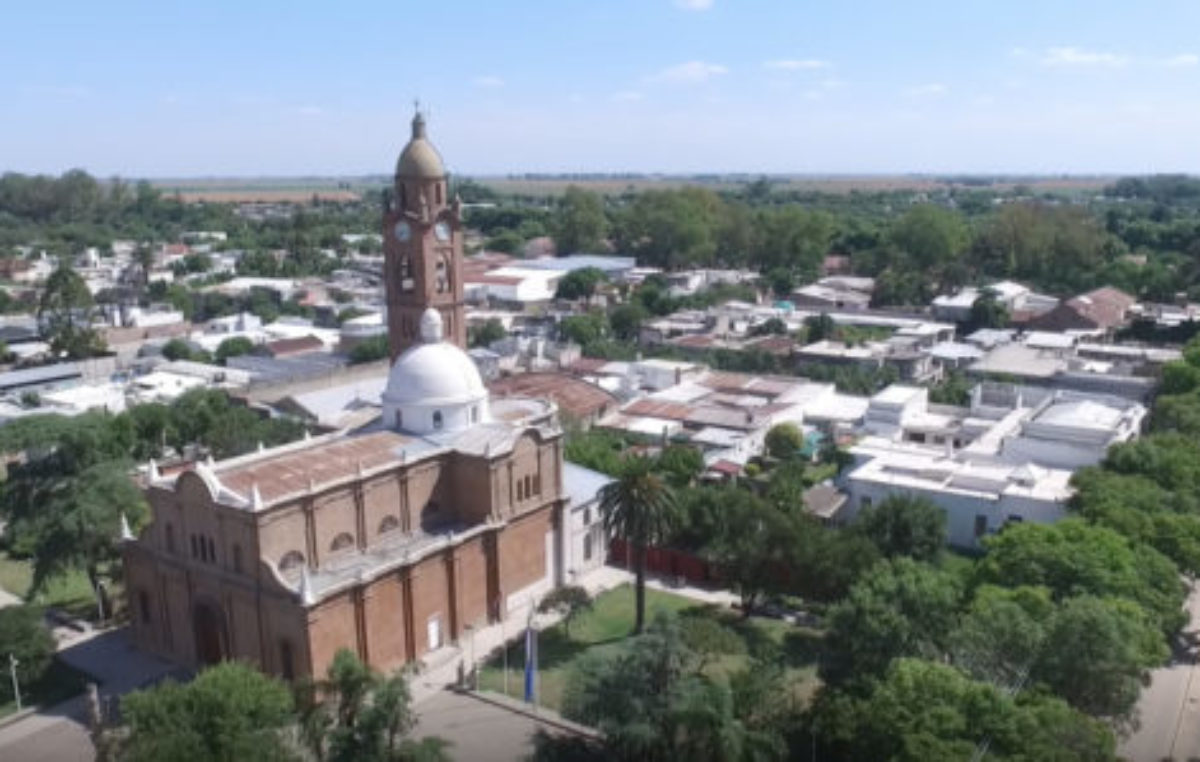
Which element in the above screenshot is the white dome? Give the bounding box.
[381,308,489,434]
[384,342,486,406]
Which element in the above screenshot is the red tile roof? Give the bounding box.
[265,335,324,357]
[217,431,416,503]
[488,372,618,420]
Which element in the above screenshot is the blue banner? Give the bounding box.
[523,624,536,703]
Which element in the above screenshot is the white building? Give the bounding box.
[841,382,1146,547]
[561,462,613,580]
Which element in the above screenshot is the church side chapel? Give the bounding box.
[123,113,571,681]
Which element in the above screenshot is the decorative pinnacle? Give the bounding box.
[297,565,315,606]
[147,458,160,481]
[250,482,263,511]
[119,513,134,542]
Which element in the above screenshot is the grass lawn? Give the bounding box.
[0,658,92,720]
[477,584,822,712]
[0,550,115,621]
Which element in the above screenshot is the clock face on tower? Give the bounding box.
[394,221,411,242]
[434,221,451,242]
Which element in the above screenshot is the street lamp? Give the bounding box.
[463,624,477,691]
[9,654,20,712]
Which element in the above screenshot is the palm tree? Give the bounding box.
[599,455,677,634]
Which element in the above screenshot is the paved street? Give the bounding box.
[1122,584,1200,761]
[414,690,586,762]
[0,628,179,762]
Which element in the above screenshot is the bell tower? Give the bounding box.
[383,110,466,359]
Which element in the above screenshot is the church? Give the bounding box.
[122,113,577,681]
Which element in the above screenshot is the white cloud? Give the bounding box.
[764,59,831,71]
[904,83,947,97]
[473,75,505,88]
[611,90,644,102]
[1162,53,1199,67]
[1040,47,1129,67]
[648,60,729,84]
[674,0,713,10]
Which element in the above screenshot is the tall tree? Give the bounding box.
[119,662,298,762]
[851,494,947,562]
[299,649,450,762]
[599,456,678,633]
[38,264,105,358]
[554,186,609,254]
[822,558,962,684]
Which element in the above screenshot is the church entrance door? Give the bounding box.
[193,601,227,666]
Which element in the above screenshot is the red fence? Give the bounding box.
[608,539,721,587]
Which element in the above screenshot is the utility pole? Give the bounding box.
[9,654,20,712]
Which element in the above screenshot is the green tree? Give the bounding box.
[889,204,969,272]
[537,585,593,639]
[967,288,1010,330]
[949,584,1052,688]
[711,493,802,615]
[655,444,704,488]
[823,558,962,684]
[554,186,609,254]
[555,267,607,301]
[298,649,450,762]
[810,658,1117,762]
[976,519,1186,636]
[599,456,678,634]
[349,334,390,364]
[559,312,608,347]
[470,318,507,348]
[559,613,786,762]
[119,662,298,762]
[38,264,105,358]
[161,338,200,362]
[803,313,835,342]
[764,423,805,461]
[215,336,255,365]
[851,495,947,562]
[1033,595,1166,723]
[608,303,646,342]
[0,605,55,702]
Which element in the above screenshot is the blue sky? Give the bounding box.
[4,0,1200,177]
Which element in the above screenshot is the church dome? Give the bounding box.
[381,309,488,434]
[395,112,445,179]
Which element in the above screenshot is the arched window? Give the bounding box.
[435,258,448,293]
[395,410,403,429]
[379,515,401,534]
[516,479,524,501]
[436,182,443,205]
[400,256,413,292]
[471,406,479,424]
[206,537,216,563]
[432,410,443,430]
[583,508,591,526]
[524,475,533,499]
[330,532,355,552]
[190,534,199,559]
[165,523,176,553]
[279,551,305,572]
[138,589,152,624]
[232,544,243,573]
[584,533,594,561]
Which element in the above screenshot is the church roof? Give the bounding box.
[215,430,425,506]
[395,111,445,179]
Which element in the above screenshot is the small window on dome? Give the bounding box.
[330,533,354,552]
[433,410,443,430]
